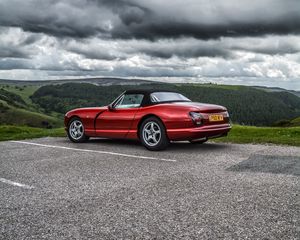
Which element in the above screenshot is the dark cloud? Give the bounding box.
[132,42,232,59]
[65,38,232,60]
[119,6,146,26]
[0,0,114,38]
[20,34,42,46]
[67,46,120,60]
[0,0,299,40]
[0,27,41,59]
[233,42,300,55]
[94,0,148,25]
[0,47,29,58]
[0,59,30,70]
[113,20,300,40]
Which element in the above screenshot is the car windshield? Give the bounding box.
[150,92,191,103]
[115,94,144,109]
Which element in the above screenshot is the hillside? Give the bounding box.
[0,79,299,127]
[179,84,300,126]
[253,86,300,98]
[0,102,61,128]
[30,82,300,126]
[273,116,300,127]
[0,86,62,128]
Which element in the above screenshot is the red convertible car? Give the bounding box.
[65,90,231,150]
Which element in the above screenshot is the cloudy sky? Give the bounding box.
[0,0,300,89]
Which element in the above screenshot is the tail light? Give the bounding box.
[189,112,203,126]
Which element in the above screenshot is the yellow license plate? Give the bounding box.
[209,114,224,122]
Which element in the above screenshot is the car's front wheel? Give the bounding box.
[67,117,89,143]
[139,117,169,151]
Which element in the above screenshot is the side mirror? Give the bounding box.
[108,104,114,111]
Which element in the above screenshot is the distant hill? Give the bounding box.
[253,86,300,98]
[30,82,300,126]
[1,79,300,127]
[273,116,300,127]
[0,77,158,86]
[0,101,61,128]
[0,86,61,128]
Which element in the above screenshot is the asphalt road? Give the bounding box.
[0,137,299,240]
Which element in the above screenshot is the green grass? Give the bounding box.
[273,116,300,127]
[0,125,65,141]
[1,84,64,120]
[0,84,63,127]
[215,125,300,146]
[1,125,300,147]
[1,85,39,105]
[0,101,62,128]
[289,117,300,127]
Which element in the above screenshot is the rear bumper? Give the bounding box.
[167,123,231,141]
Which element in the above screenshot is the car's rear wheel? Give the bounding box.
[139,117,169,151]
[67,117,89,143]
[189,138,208,144]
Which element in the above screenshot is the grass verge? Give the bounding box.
[1,124,300,147]
[0,103,63,128]
[0,125,65,141]
[215,125,300,146]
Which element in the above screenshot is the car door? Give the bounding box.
[95,94,144,138]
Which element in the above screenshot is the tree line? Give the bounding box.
[31,83,300,126]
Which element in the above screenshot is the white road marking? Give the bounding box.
[0,177,34,189]
[10,141,177,162]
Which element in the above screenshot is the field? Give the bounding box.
[0,101,62,128]
[216,125,300,146]
[0,85,62,128]
[1,125,299,147]
[0,125,65,141]
[1,84,39,105]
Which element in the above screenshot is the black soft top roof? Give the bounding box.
[124,89,178,95]
[122,89,183,107]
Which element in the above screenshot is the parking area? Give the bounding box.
[0,137,299,239]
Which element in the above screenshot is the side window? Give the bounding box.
[115,94,144,109]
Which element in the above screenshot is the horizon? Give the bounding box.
[0,76,299,91]
[0,1,300,90]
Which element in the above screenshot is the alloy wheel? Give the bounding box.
[69,120,84,140]
[142,121,161,146]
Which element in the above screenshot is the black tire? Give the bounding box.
[67,117,89,143]
[139,117,169,151]
[189,138,208,144]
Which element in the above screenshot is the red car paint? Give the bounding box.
[64,95,231,142]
